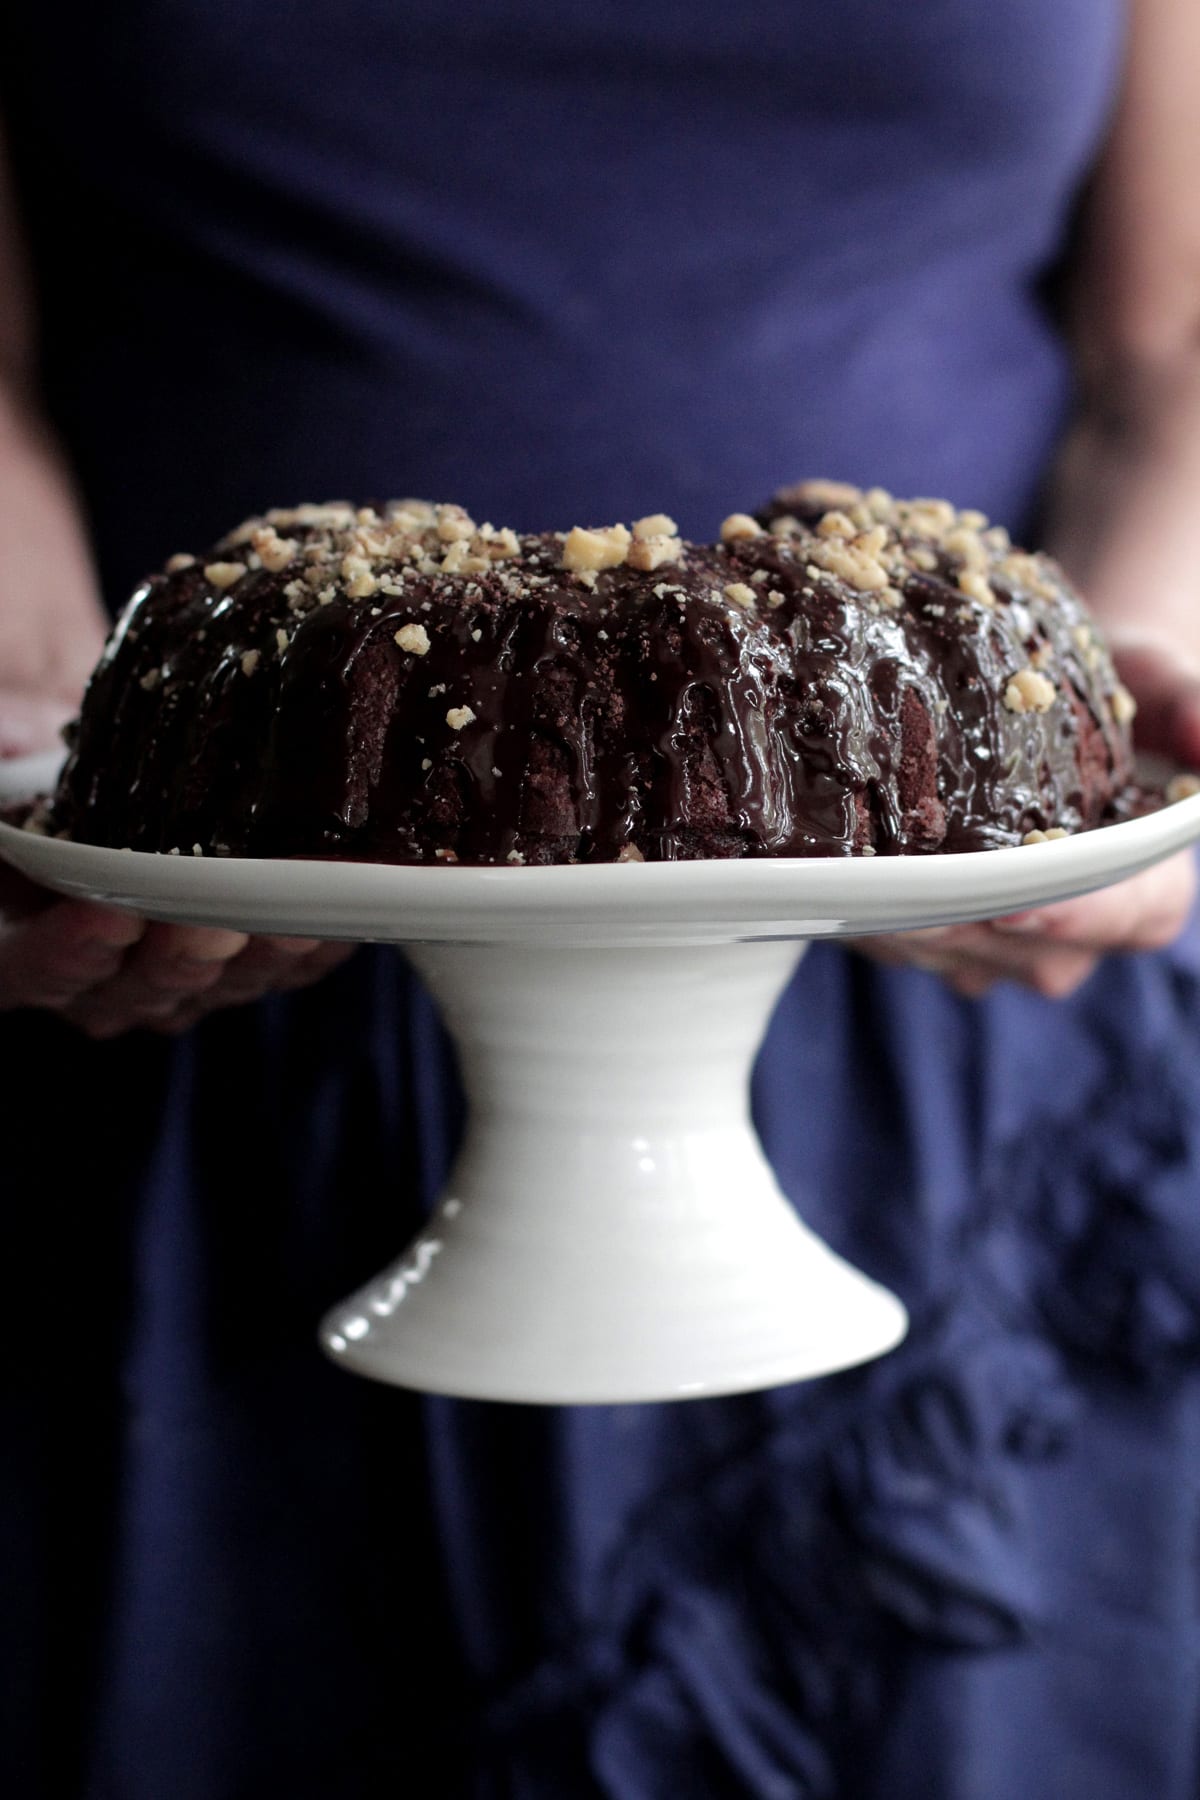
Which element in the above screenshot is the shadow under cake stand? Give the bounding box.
[4,796,1200,1405]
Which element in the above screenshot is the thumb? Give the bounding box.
[1107,631,1200,768]
[0,690,74,760]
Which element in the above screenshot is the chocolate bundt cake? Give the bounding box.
[46,485,1139,862]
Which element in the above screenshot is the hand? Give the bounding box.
[0,862,354,1037]
[0,661,353,1037]
[854,631,1200,999]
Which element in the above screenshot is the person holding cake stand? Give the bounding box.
[3,2,1200,1796]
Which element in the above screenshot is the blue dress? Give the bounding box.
[7,3,1200,1795]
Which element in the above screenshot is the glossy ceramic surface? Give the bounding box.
[4,785,1200,1401]
[3,792,1200,948]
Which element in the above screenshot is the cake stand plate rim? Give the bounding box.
[3,796,1200,943]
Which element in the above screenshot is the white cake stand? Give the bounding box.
[4,792,1200,1404]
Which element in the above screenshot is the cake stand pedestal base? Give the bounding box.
[13,798,1200,1402]
[319,940,907,1403]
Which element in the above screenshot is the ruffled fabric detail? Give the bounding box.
[978,953,1200,1384]
[476,932,1200,1798]
[480,1310,1075,1798]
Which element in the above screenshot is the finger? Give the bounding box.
[991,851,1194,953]
[907,931,1100,998]
[262,940,355,990]
[102,923,248,1003]
[0,900,147,1010]
[189,935,325,999]
[945,967,1000,999]
[0,693,75,759]
[55,922,250,1032]
[66,937,354,1037]
[1107,633,1200,766]
[144,942,355,1031]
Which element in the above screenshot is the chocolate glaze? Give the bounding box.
[49,499,1138,863]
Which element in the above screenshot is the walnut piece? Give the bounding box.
[251,528,299,573]
[632,513,677,541]
[562,524,632,572]
[1003,669,1056,714]
[445,705,476,730]
[395,623,431,656]
[628,530,683,572]
[781,478,862,512]
[1111,684,1137,725]
[719,513,763,541]
[205,561,247,589]
[436,504,477,543]
[957,569,995,608]
[808,538,890,593]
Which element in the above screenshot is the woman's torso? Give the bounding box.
[16,10,1200,1800]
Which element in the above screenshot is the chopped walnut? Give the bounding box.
[240,649,261,676]
[720,513,763,541]
[766,589,786,609]
[616,844,645,863]
[341,553,378,598]
[395,623,431,656]
[808,537,890,593]
[138,668,161,692]
[250,528,299,573]
[632,513,677,541]
[943,526,987,570]
[562,523,632,572]
[436,504,477,543]
[1111,684,1137,725]
[782,478,862,511]
[958,569,995,608]
[445,705,476,730]
[1166,773,1200,803]
[165,553,196,573]
[724,581,757,610]
[440,539,491,575]
[905,498,957,536]
[815,509,857,539]
[1022,827,1068,844]
[997,550,1059,602]
[276,628,290,651]
[265,502,357,531]
[205,561,247,588]
[1003,669,1056,714]
[628,532,683,572]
